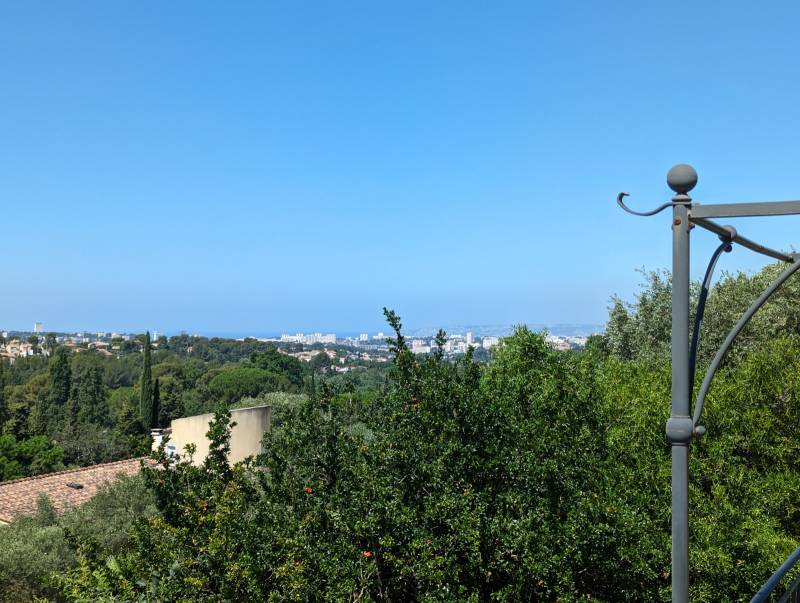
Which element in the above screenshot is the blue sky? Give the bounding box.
[3,1,800,335]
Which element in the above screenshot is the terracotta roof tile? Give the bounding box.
[0,457,150,523]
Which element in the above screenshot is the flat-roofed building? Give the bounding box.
[155,405,271,465]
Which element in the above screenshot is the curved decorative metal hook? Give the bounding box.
[692,255,800,427]
[616,192,673,217]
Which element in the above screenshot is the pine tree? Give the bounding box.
[151,378,161,429]
[140,332,153,429]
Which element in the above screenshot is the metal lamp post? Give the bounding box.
[617,165,800,603]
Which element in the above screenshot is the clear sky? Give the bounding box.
[3,1,800,335]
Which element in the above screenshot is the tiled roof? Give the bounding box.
[0,457,147,523]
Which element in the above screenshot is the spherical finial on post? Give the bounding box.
[667,164,698,195]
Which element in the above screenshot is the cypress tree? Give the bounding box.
[151,377,161,429]
[75,365,107,426]
[34,348,71,435]
[0,360,6,428]
[117,392,144,437]
[140,332,153,429]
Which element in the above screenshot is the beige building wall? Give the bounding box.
[166,405,271,465]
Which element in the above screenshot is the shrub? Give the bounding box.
[0,474,155,602]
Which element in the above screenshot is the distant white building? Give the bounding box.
[411,339,430,354]
[359,333,369,341]
[34,322,43,334]
[545,335,571,351]
[279,332,336,345]
[442,340,467,354]
[466,332,473,346]
[482,336,501,349]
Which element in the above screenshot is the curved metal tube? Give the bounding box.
[616,192,673,217]
[691,216,794,263]
[692,256,800,426]
[688,238,733,396]
[750,545,800,602]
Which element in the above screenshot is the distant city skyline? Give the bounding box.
[0,321,605,340]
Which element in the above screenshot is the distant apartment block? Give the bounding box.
[409,339,429,354]
[280,332,336,345]
[482,336,501,349]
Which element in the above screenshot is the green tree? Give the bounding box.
[43,333,57,353]
[308,350,333,373]
[151,378,161,429]
[0,434,64,481]
[36,348,72,436]
[154,376,183,428]
[0,360,7,429]
[7,374,49,440]
[247,347,304,390]
[207,367,284,404]
[603,269,674,361]
[139,332,153,429]
[113,388,148,455]
[73,365,108,426]
[602,262,800,366]
[0,496,71,602]
[58,314,654,600]
[0,475,155,602]
[0,434,24,480]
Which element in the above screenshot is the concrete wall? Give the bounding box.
[167,405,271,465]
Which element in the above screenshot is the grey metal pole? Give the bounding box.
[616,165,800,602]
[665,164,698,603]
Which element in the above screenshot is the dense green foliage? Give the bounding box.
[246,348,306,390]
[139,331,154,429]
[0,336,346,480]
[4,262,800,601]
[0,434,64,481]
[49,295,800,601]
[0,474,155,602]
[208,367,290,404]
[599,264,800,364]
